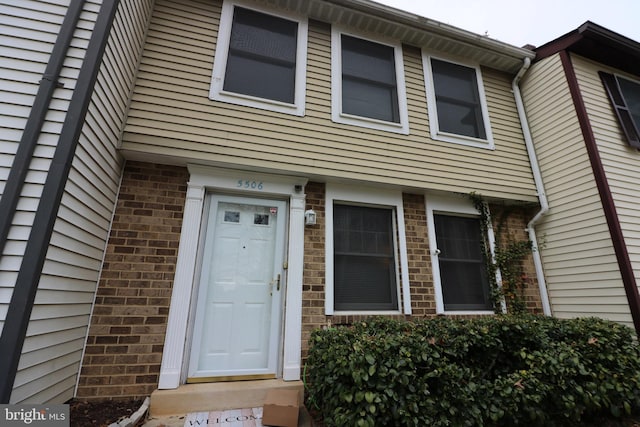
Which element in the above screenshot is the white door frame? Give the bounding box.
[158,165,308,389]
[188,195,287,379]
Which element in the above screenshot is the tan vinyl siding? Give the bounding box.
[8,0,153,404]
[521,54,633,328]
[572,54,640,307]
[121,0,537,203]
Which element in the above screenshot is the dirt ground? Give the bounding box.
[69,399,145,427]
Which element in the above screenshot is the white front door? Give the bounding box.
[188,195,287,379]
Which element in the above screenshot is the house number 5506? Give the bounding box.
[237,179,264,190]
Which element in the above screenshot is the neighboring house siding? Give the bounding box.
[0,0,77,333]
[571,54,640,305]
[121,0,537,203]
[521,55,633,327]
[7,0,153,404]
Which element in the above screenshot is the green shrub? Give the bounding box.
[305,315,640,426]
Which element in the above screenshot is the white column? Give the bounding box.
[282,192,305,381]
[158,183,205,389]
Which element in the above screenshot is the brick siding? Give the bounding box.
[76,162,188,400]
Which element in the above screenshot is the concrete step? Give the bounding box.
[148,379,304,417]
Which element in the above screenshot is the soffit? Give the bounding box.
[248,0,534,74]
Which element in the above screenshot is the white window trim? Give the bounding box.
[325,183,411,315]
[425,194,500,315]
[331,27,410,134]
[209,0,308,116]
[423,54,495,149]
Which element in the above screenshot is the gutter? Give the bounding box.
[0,0,85,262]
[323,0,535,63]
[0,0,121,403]
[511,57,552,316]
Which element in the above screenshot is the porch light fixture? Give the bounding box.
[304,209,317,225]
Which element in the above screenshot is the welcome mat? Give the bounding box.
[184,408,264,426]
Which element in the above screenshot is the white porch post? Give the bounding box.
[158,183,205,389]
[282,192,305,381]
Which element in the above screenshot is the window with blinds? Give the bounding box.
[333,204,398,311]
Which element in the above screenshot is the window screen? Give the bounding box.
[431,59,487,139]
[434,214,491,311]
[223,7,297,103]
[341,35,400,123]
[333,205,398,311]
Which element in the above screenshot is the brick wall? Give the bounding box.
[489,204,544,314]
[76,162,188,400]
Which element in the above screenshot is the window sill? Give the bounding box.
[329,310,403,316]
[333,112,409,135]
[432,131,495,149]
[438,310,495,316]
[210,87,305,117]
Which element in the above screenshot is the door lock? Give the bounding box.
[270,274,281,295]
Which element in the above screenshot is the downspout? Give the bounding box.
[0,0,85,260]
[0,0,120,403]
[511,57,552,316]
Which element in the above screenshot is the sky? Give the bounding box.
[375,0,640,48]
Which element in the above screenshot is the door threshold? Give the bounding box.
[187,374,276,383]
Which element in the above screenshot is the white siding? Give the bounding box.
[572,54,640,309]
[121,0,538,203]
[521,54,633,328]
[3,0,153,404]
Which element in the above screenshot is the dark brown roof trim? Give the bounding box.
[536,22,640,77]
[559,50,640,337]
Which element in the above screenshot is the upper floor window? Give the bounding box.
[426,195,495,314]
[210,1,307,116]
[600,72,640,148]
[331,29,409,134]
[424,56,494,148]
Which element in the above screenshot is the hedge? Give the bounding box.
[304,315,640,426]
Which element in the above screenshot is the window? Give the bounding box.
[426,195,495,314]
[325,184,411,314]
[600,72,640,148]
[424,56,493,148]
[433,215,491,311]
[333,205,398,311]
[331,29,409,134]
[210,1,307,116]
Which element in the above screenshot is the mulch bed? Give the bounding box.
[69,399,145,427]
